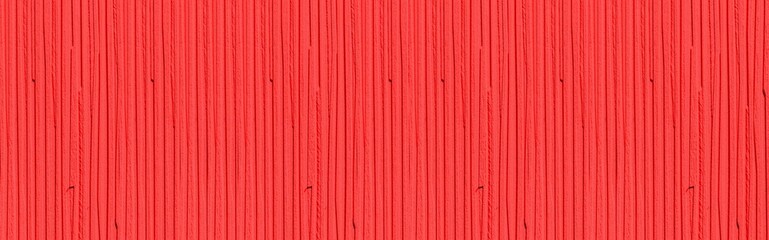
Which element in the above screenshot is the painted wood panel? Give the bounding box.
[0,0,767,239]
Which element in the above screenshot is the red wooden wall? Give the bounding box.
[0,0,768,239]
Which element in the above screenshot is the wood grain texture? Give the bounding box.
[0,0,767,239]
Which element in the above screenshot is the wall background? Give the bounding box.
[0,0,768,239]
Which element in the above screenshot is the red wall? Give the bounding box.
[0,0,768,239]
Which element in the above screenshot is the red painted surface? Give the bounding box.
[0,0,768,239]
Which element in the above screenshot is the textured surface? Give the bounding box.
[0,0,768,239]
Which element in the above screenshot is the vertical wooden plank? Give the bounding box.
[185,0,200,238]
[754,1,769,239]
[0,0,8,237]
